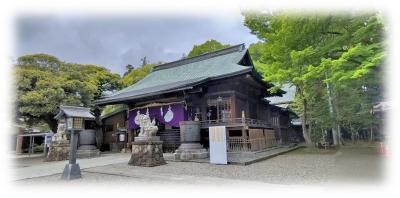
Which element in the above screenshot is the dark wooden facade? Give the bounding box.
[123,73,293,151]
[101,109,128,151]
[97,44,296,152]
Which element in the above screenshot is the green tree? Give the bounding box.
[121,63,155,87]
[100,104,127,117]
[15,54,121,132]
[123,64,134,77]
[187,39,230,58]
[244,11,385,146]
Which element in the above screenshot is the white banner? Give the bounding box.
[209,126,227,164]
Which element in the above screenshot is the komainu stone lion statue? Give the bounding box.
[137,112,158,137]
[53,122,68,143]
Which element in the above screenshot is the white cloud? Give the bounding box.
[16,13,259,75]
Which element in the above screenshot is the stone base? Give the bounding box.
[134,136,160,141]
[45,141,70,162]
[174,143,209,160]
[77,146,100,158]
[128,140,166,167]
[61,163,81,180]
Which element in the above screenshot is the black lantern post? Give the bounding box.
[55,105,95,180]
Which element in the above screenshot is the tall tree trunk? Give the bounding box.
[308,119,313,142]
[350,123,355,144]
[301,99,312,146]
[370,127,374,142]
[44,115,58,133]
[325,73,339,146]
[351,133,355,144]
[338,124,344,145]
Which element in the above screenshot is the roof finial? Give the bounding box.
[239,43,245,51]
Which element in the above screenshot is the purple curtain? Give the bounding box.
[128,103,187,129]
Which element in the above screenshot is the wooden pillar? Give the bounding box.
[29,136,33,155]
[241,128,246,138]
[241,109,247,151]
[217,102,220,122]
[15,135,23,154]
[43,135,48,157]
[241,110,247,139]
[277,115,282,144]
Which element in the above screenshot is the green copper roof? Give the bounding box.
[266,84,296,108]
[96,44,253,105]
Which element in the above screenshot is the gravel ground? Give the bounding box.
[105,153,333,184]
[14,144,384,186]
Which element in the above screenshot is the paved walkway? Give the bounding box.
[12,153,131,180]
[13,143,384,185]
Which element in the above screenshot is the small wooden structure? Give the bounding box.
[15,131,53,155]
[96,44,297,153]
[100,108,129,151]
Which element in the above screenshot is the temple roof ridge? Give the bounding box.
[152,43,245,71]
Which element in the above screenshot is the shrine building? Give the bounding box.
[96,44,299,153]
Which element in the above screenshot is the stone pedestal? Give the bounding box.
[174,143,209,160]
[134,136,160,141]
[45,140,70,162]
[77,129,100,158]
[128,139,166,167]
[174,121,208,160]
[77,145,100,158]
[61,163,81,180]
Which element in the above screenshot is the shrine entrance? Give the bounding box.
[206,97,232,122]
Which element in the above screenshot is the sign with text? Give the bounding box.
[209,126,227,164]
[45,134,53,146]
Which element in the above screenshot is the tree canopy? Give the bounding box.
[121,63,156,88]
[123,64,134,77]
[244,11,385,145]
[187,39,230,58]
[15,54,121,132]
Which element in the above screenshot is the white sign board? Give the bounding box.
[209,126,227,164]
[45,134,53,146]
[119,134,125,142]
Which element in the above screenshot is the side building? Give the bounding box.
[100,108,128,152]
[265,84,303,143]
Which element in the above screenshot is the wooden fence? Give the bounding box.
[227,129,278,152]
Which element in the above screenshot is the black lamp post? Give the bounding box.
[55,105,95,180]
[61,116,83,180]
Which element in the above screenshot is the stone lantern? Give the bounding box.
[55,105,95,180]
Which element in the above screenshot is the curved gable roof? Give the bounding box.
[96,44,253,105]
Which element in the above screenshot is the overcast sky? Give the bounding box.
[15,13,259,75]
